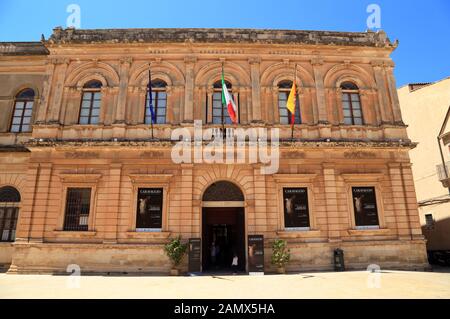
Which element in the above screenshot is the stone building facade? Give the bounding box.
[0,28,428,274]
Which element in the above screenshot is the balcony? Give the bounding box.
[437,162,450,187]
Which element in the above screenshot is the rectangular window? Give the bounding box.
[352,187,379,227]
[63,188,91,231]
[0,207,19,242]
[136,188,163,231]
[425,214,434,229]
[283,188,310,229]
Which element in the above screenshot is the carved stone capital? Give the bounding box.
[248,57,261,65]
[311,57,324,66]
[119,56,133,65]
[184,56,197,64]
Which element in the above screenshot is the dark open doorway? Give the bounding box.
[202,207,246,273]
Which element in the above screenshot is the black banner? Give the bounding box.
[188,238,201,273]
[248,235,264,274]
[352,187,379,226]
[283,188,310,228]
[136,188,163,230]
[5,299,438,318]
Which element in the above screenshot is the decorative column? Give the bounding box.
[165,86,173,124]
[272,86,279,124]
[60,86,80,125]
[114,57,132,124]
[388,163,411,240]
[372,61,391,124]
[253,164,268,234]
[233,90,240,123]
[35,58,57,124]
[15,163,40,242]
[325,88,337,125]
[183,56,196,123]
[359,89,373,125]
[47,59,69,124]
[180,164,194,237]
[385,63,404,125]
[401,163,424,239]
[311,58,328,124]
[103,164,122,244]
[206,88,213,124]
[335,87,344,124]
[249,58,262,123]
[323,163,341,242]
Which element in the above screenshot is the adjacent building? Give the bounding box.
[398,77,450,258]
[0,28,428,274]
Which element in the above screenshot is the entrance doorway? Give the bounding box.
[201,181,246,273]
[202,207,245,272]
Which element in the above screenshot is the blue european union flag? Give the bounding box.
[147,70,156,124]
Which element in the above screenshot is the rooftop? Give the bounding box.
[46,27,397,48]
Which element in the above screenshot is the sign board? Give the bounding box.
[188,238,201,273]
[248,235,264,275]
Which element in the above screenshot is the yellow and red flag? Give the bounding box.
[286,81,296,127]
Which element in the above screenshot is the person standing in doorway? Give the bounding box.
[231,252,239,274]
[210,241,217,267]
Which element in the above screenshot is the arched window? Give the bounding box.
[79,80,102,125]
[0,186,21,242]
[278,81,301,125]
[341,82,363,125]
[10,88,35,133]
[145,79,167,124]
[209,80,236,124]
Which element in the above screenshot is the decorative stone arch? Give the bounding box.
[0,186,21,203]
[75,73,108,89]
[6,86,40,133]
[65,61,120,87]
[193,165,254,204]
[260,62,315,88]
[323,64,375,89]
[335,75,367,90]
[202,180,245,202]
[324,64,378,125]
[261,63,316,124]
[0,175,28,199]
[195,61,251,87]
[129,61,184,87]
[10,85,40,99]
[197,61,250,124]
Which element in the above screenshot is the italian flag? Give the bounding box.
[222,71,238,124]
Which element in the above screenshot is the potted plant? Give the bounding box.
[271,239,291,274]
[164,236,188,276]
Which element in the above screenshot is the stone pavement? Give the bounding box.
[1,269,449,299]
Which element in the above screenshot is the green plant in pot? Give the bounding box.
[271,239,291,274]
[164,236,188,276]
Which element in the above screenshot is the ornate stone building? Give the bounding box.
[0,28,428,274]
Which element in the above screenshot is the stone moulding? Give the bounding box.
[46,27,397,49]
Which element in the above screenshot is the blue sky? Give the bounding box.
[0,0,449,87]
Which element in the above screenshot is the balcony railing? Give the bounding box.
[437,162,450,187]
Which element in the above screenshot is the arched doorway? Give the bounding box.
[202,181,246,273]
[0,186,21,242]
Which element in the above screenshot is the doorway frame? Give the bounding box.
[200,200,248,273]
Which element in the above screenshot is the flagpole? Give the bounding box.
[291,64,297,141]
[221,63,225,139]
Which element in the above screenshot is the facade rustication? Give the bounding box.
[0,27,427,274]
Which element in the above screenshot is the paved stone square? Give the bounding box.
[1,269,449,299]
